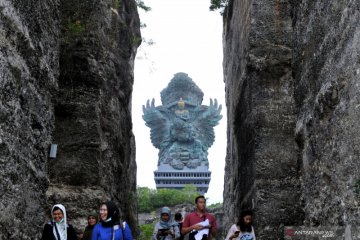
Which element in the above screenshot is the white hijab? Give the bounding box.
[51,204,68,240]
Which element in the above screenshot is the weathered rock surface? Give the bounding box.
[223,0,360,239]
[0,0,140,238]
[0,0,59,238]
[223,0,300,238]
[293,0,360,230]
[48,0,140,234]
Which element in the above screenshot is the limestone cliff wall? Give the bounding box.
[223,0,360,238]
[48,0,140,233]
[293,0,360,228]
[0,0,140,238]
[223,0,301,238]
[0,0,59,238]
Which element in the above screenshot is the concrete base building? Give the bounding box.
[154,165,211,194]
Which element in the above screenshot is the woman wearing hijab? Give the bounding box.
[41,203,77,240]
[82,212,98,240]
[92,201,133,240]
[153,207,180,240]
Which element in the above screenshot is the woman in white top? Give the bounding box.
[225,210,256,240]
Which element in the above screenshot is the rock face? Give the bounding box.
[0,0,59,238]
[0,0,140,238]
[293,0,360,229]
[49,0,140,234]
[223,0,360,238]
[223,0,301,238]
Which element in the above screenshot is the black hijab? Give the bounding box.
[100,201,120,228]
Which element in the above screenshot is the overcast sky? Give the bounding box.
[132,0,225,204]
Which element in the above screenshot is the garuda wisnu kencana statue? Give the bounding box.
[142,72,222,170]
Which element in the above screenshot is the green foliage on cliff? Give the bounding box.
[137,185,198,212]
[209,0,228,12]
[112,0,120,9]
[136,0,151,12]
[66,20,86,36]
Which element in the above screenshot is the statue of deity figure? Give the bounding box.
[142,72,222,170]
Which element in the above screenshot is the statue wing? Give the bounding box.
[193,98,222,149]
[142,98,171,149]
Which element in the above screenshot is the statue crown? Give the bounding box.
[160,72,204,106]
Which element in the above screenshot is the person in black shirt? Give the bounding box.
[175,212,184,240]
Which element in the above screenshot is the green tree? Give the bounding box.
[182,184,198,200]
[137,185,200,213]
[137,187,156,212]
[207,202,223,209]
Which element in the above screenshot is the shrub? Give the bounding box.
[137,185,199,212]
[139,223,155,240]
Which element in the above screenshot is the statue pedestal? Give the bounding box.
[154,164,211,194]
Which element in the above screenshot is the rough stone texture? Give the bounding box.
[293,0,360,229]
[0,0,140,238]
[223,0,360,239]
[48,0,140,235]
[0,0,59,239]
[223,0,302,239]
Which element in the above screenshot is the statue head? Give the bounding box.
[160,72,204,106]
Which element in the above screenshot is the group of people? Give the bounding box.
[40,196,255,240]
[41,201,133,240]
[152,196,255,240]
